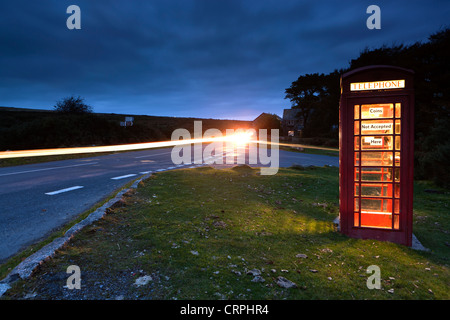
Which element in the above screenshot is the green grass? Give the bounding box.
[1,166,448,300]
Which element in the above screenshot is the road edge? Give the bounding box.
[0,173,152,297]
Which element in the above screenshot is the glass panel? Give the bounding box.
[354,121,359,135]
[395,152,401,166]
[394,199,400,214]
[354,105,360,119]
[354,183,360,196]
[361,136,393,150]
[395,120,401,134]
[356,167,394,182]
[355,137,360,150]
[360,183,393,197]
[395,136,401,150]
[361,152,393,166]
[360,197,393,229]
[395,184,400,198]
[361,212,392,229]
[354,152,360,166]
[354,212,360,227]
[355,198,359,211]
[361,198,392,212]
[395,103,401,118]
[361,120,394,135]
[361,104,394,119]
[394,215,399,229]
[395,168,400,182]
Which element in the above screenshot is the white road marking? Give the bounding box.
[0,162,99,177]
[111,174,137,180]
[45,186,84,195]
[134,151,173,159]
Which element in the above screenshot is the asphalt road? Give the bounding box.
[0,144,338,263]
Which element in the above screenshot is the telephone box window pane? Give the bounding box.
[361,152,393,166]
[354,121,360,135]
[361,104,394,119]
[395,184,400,198]
[354,212,360,227]
[355,183,360,196]
[395,152,401,166]
[395,168,400,182]
[395,120,401,134]
[360,183,393,198]
[361,213,392,229]
[354,105,360,119]
[355,198,360,211]
[394,215,399,229]
[395,136,401,150]
[355,137,360,150]
[360,197,393,229]
[355,152,360,166]
[361,136,393,150]
[394,199,400,214]
[361,198,391,212]
[357,167,393,182]
[395,103,401,118]
[361,120,394,135]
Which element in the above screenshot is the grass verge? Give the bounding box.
[280,145,339,157]
[0,178,139,281]
[1,166,448,300]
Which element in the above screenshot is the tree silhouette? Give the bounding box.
[54,96,93,114]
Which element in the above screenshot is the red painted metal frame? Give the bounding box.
[339,65,414,246]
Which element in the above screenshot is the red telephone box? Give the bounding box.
[339,65,414,246]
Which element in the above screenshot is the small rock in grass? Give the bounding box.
[252,276,265,283]
[246,269,261,276]
[134,275,152,287]
[276,276,297,289]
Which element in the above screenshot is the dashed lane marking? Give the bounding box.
[111,174,137,180]
[45,186,84,196]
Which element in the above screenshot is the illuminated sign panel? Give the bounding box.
[361,123,393,131]
[350,80,405,91]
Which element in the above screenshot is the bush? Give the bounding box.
[415,118,450,188]
[54,96,93,114]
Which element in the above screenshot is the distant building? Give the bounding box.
[281,109,304,138]
[252,112,281,130]
[120,116,134,127]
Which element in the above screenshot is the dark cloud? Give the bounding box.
[0,0,449,120]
